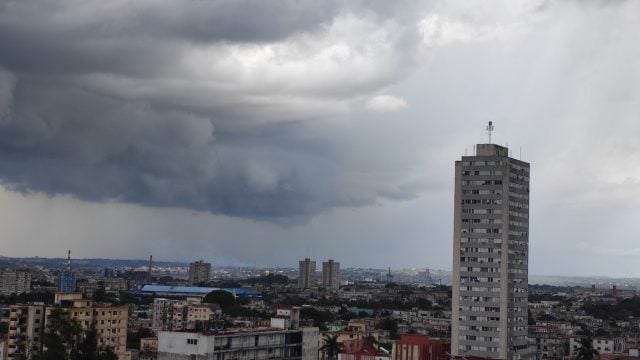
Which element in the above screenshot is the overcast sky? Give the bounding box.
[1,0,640,276]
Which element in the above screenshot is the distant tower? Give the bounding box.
[451,136,531,359]
[298,258,316,289]
[58,250,77,293]
[322,259,340,292]
[147,255,153,284]
[188,260,211,286]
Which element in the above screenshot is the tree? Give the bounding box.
[576,337,599,360]
[319,334,343,360]
[377,318,399,339]
[203,290,236,310]
[96,347,119,360]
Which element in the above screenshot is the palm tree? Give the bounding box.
[319,334,343,360]
[576,337,599,360]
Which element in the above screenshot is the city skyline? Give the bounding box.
[2,1,640,277]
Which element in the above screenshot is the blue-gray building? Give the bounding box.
[58,250,77,293]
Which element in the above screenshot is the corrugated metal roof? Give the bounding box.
[139,285,260,297]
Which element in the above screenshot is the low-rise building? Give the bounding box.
[4,293,129,360]
[152,297,219,332]
[157,327,319,360]
[391,334,450,360]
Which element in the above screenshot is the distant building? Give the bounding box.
[0,269,31,295]
[270,305,300,330]
[157,327,319,360]
[58,250,77,293]
[140,285,260,299]
[451,142,531,359]
[322,259,340,292]
[188,260,211,285]
[152,297,219,332]
[298,258,316,289]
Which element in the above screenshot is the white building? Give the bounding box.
[157,327,319,360]
[451,143,531,359]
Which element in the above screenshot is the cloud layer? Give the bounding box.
[0,0,423,220]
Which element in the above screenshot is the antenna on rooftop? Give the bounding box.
[67,250,71,271]
[486,121,494,144]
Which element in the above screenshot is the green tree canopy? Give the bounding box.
[203,290,236,310]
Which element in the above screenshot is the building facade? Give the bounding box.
[322,259,340,292]
[4,293,129,360]
[152,297,218,332]
[0,270,32,296]
[451,143,530,359]
[391,334,450,360]
[188,260,212,285]
[298,258,316,289]
[157,327,319,360]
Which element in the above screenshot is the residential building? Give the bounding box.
[322,259,340,292]
[391,334,450,360]
[4,304,46,360]
[0,270,31,296]
[451,143,531,359]
[570,337,626,357]
[156,327,319,360]
[152,297,218,332]
[270,305,300,330]
[188,260,212,285]
[4,293,129,360]
[298,258,316,289]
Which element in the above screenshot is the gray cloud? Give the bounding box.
[0,0,434,220]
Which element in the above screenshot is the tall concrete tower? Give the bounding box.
[451,143,530,359]
[298,258,316,289]
[322,259,340,292]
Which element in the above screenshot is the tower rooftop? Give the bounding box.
[476,143,508,157]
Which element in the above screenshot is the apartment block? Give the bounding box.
[188,260,212,285]
[4,293,129,360]
[0,270,32,296]
[298,258,316,289]
[152,297,218,332]
[451,143,531,359]
[322,259,340,292]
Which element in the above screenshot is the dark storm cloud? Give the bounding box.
[0,0,429,220]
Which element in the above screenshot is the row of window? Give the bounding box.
[462,218,502,224]
[462,180,503,186]
[463,209,502,214]
[462,161,504,166]
[462,228,502,234]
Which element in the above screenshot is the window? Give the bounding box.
[187,339,198,345]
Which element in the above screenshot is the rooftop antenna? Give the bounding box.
[67,250,71,271]
[147,255,153,284]
[486,121,494,144]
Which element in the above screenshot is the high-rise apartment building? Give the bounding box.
[298,258,316,289]
[451,143,530,359]
[0,270,31,296]
[322,259,340,292]
[188,260,211,285]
